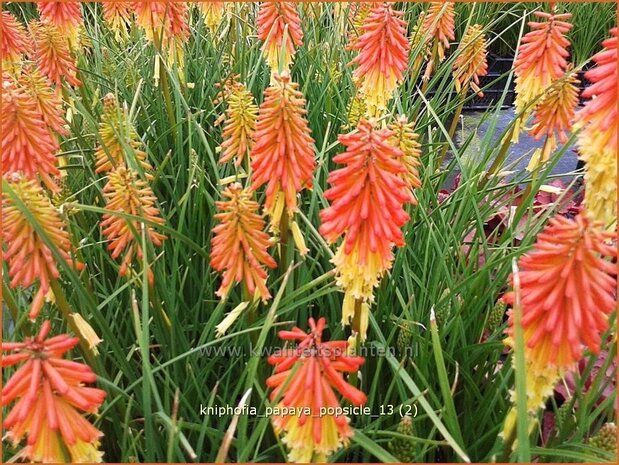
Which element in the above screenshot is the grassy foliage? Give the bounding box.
[2,2,616,463]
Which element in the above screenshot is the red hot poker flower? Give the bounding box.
[320,119,412,338]
[1,78,61,192]
[2,321,106,462]
[2,177,82,320]
[512,10,572,140]
[31,21,81,88]
[101,167,166,284]
[1,10,29,68]
[257,1,303,71]
[348,2,410,115]
[504,212,617,369]
[266,317,366,462]
[575,28,618,227]
[250,72,315,227]
[37,1,83,49]
[210,183,277,301]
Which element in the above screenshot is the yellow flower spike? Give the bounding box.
[95,93,152,175]
[453,24,489,97]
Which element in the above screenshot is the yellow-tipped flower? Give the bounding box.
[348,2,410,115]
[575,28,617,227]
[102,1,133,42]
[196,1,228,34]
[388,116,422,201]
[133,1,189,70]
[19,65,67,136]
[31,20,81,88]
[409,12,431,78]
[421,2,455,80]
[210,183,277,301]
[101,167,166,284]
[2,176,83,320]
[216,81,258,167]
[1,10,28,71]
[513,10,572,140]
[37,1,83,50]
[256,2,303,71]
[2,321,106,462]
[501,212,617,440]
[320,120,412,339]
[95,93,152,175]
[453,24,488,97]
[527,71,579,171]
[250,72,315,240]
[1,76,61,192]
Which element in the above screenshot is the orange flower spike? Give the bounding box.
[267,317,366,462]
[453,24,489,97]
[102,1,133,42]
[513,11,572,124]
[95,93,152,174]
[320,119,411,256]
[2,177,82,320]
[101,167,166,283]
[575,28,618,227]
[349,2,410,115]
[2,321,106,462]
[133,1,189,68]
[217,82,258,167]
[527,72,579,170]
[210,183,277,301]
[1,10,29,69]
[31,21,81,88]
[37,1,83,49]
[250,72,315,224]
[320,119,411,337]
[1,80,61,192]
[388,116,422,201]
[257,2,303,71]
[423,2,456,61]
[19,65,68,136]
[504,213,617,369]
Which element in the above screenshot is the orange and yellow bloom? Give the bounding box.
[37,1,83,49]
[320,119,412,338]
[257,1,303,71]
[2,177,83,320]
[266,317,366,462]
[250,72,315,244]
[501,212,616,439]
[133,1,189,69]
[210,183,277,301]
[452,24,488,97]
[348,2,410,115]
[527,71,579,170]
[513,10,572,140]
[1,10,28,70]
[2,321,106,462]
[196,1,228,34]
[216,80,258,167]
[101,167,166,283]
[95,93,152,174]
[102,1,133,42]
[503,212,617,369]
[1,76,61,192]
[575,28,617,227]
[31,21,81,88]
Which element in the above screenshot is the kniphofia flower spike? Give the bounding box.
[2,321,106,462]
[266,317,366,462]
